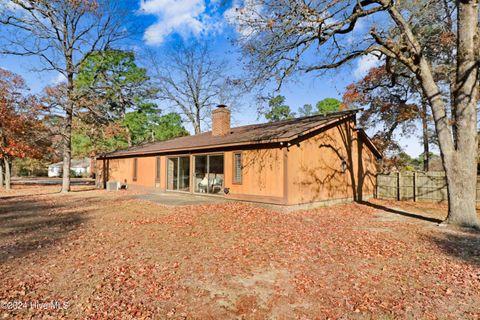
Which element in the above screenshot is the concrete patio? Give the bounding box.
[132,192,228,206]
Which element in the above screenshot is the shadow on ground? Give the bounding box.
[363,201,480,267]
[360,201,443,224]
[0,196,89,264]
[427,231,480,267]
[0,190,62,200]
[70,187,97,192]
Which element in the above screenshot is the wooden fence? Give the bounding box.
[376,171,480,202]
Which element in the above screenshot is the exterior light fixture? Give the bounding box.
[341,160,348,173]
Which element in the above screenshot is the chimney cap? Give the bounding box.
[217,104,228,108]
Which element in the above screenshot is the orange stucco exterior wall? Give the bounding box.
[286,120,377,204]
[224,148,285,203]
[96,119,378,205]
[97,156,159,189]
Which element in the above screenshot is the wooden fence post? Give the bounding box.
[413,171,417,202]
[397,171,401,201]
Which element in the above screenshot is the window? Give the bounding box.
[233,152,242,184]
[155,157,161,182]
[133,158,138,182]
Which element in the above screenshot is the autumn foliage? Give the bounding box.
[343,65,428,170]
[0,68,51,162]
[0,187,479,318]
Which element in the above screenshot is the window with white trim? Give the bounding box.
[233,152,242,184]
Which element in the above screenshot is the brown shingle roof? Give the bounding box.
[101,109,363,158]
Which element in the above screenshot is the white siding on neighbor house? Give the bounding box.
[48,164,90,177]
[72,167,89,175]
[48,166,62,177]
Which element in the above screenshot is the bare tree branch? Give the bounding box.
[148,42,242,134]
[230,0,479,226]
[0,0,130,192]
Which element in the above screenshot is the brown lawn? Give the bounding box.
[0,186,479,319]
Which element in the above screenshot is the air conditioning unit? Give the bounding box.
[106,181,120,191]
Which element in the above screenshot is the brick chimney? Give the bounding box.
[212,105,231,136]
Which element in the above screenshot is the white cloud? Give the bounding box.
[353,54,381,79]
[140,0,216,45]
[224,0,264,39]
[51,73,66,85]
[225,1,338,40]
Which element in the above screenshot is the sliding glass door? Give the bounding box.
[194,156,208,193]
[166,154,223,194]
[167,158,178,190]
[178,157,190,191]
[167,156,190,191]
[208,155,224,194]
[194,154,224,194]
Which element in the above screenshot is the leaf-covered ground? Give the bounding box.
[1,186,479,319]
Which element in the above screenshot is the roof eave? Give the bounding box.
[98,111,361,159]
[355,128,383,159]
[97,137,290,159]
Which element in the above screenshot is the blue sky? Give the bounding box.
[0,0,425,156]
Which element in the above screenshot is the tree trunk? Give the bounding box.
[443,0,479,227]
[4,157,11,191]
[449,82,457,148]
[194,123,201,135]
[195,106,201,134]
[61,70,74,193]
[444,158,478,227]
[126,127,132,147]
[388,2,478,227]
[0,160,3,188]
[421,99,429,171]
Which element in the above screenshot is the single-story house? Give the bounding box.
[97,106,381,206]
[48,158,92,177]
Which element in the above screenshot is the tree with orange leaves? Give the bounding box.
[0,68,51,190]
[0,0,129,192]
[232,0,479,227]
[343,65,433,171]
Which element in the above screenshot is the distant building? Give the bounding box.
[48,158,91,177]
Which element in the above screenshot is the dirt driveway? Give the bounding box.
[0,186,479,319]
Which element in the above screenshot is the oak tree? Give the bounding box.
[298,103,314,117]
[150,42,241,134]
[0,0,129,192]
[343,65,433,171]
[230,0,480,227]
[0,69,50,189]
[265,95,295,121]
[316,98,341,114]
